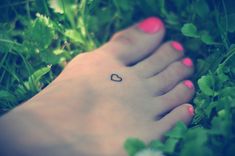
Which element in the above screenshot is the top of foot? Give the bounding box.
[4,17,195,156]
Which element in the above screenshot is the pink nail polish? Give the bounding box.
[171,41,184,51]
[182,58,193,67]
[184,80,194,89]
[187,105,195,116]
[137,17,163,34]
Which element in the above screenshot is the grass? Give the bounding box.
[0,0,235,156]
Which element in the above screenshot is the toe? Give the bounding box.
[133,41,184,78]
[147,58,194,95]
[97,17,165,65]
[155,104,194,138]
[156,80,195,114]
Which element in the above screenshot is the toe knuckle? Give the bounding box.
[111,32,135,47]
[170,63,184,76]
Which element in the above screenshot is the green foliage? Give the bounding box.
[198,75,215,96]
[181,23,199,38]
[0,0,235,156]
[194,0,210,18]
[124,138,146,156]
[181,23,215,45]
[24,14,55,51]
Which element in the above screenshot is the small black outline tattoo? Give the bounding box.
[111,74,123,82]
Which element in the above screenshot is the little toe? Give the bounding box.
[147,57,194,95]
[154,104,194,139]
[97,17,165,65]
[156,80,195,114]
[133,41,184,78]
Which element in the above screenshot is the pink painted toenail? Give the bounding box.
[182,58,193,67]
[137,17,163,34]
[184,80,194,89]
[187,105,195,116]
[171,41,184,51]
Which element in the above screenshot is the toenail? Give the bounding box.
[187,105,195,116]
[171,41,184,51]
[137,17,163,34]
[182,58,193,67]
[183,80,194,89]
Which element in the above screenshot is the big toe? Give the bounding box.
[97,17,165,66]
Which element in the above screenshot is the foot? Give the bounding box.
[2,17,195,156]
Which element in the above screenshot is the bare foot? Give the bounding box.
[0,17,195,156]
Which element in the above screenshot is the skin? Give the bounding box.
[0,17,195,156]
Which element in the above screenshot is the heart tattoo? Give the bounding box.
[111,74,123,82]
